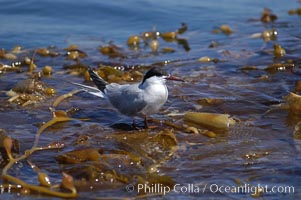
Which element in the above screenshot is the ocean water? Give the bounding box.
[1,0,301,199]
[0,0,297,48]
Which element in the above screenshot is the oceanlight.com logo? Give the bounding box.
[209,183,295,195]
[125,183,295,196]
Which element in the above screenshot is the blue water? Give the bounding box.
[0,0,297,49]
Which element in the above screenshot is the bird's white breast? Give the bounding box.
[139,76,168,115]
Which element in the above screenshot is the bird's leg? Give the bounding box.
[132,116,152,130]
[144,116,159,129]
[132,118,141,130]
[143,115,149,129]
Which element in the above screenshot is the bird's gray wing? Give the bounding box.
[105,83,146,116]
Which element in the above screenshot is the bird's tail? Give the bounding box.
[62,68,108,98]
[88,68,108,93]
[63,80,105,98]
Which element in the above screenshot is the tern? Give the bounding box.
[70,67,184,128]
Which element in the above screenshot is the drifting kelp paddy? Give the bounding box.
[1,1,301,199]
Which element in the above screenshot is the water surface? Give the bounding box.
[1,0,301,199]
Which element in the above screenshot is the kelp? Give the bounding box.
[36,48,59,57]
[54,129,177,196]
[212,25,234,35]
[293,121,301,140]
[100,44,126,58]
[0,129,20,162]
[251,29,278,42]
[284,92,301,115]
[184,112,236,130]
[90,66,144,83]
[260,8,278,23]
[56,147,102,164]
[1,133,76,198]
[2,85,182,198]
[126,23,190,52]
[0,91,86,198]
[52,89,83,107]
[6,75,58,106]
[113,129,178,163]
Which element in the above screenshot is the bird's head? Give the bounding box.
[141,67,184,85]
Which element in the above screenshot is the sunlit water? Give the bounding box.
[1,0,301,199]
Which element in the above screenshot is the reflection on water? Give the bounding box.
[1,0,301,199]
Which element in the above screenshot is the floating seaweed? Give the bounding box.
[127,35,141,48]
[184,112,236,130]
[264,62,294,73]
[260,8,278,23]
[6,77,56,106]
[284,92,301,115]
[212,25,233,35]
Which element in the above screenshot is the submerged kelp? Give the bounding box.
[1,1,301,200]
[0,90,180,198]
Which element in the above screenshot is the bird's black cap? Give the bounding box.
[142,67,168,84]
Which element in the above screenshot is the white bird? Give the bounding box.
[69,67,184,129]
